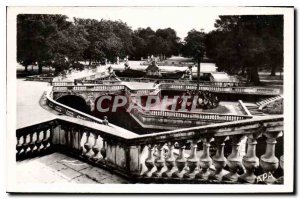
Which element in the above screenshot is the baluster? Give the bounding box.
[23,134,30,155]
[172,141,187,178]
[162,142,177,177]
[276,155,284,184]
[28,133,36,154]
[16,135,23,157]
[183,140,199,178]
[239,133,260,183]
[195,137,213,180]
[42,129,50,151]
[64,127,69,147]
[35,131,42,153]
[260,131,282,184]
[143,144,156,177]
[209,137,227,181]
[223,135,244,182]
[83,132,93,157]
[152,143,165,177]
[91,134,101,161]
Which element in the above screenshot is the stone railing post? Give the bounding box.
[42,129,50,152]
[196,137,213,180]
[276,155,284,184]
[83,132,93,157]
[260,131,282,184]
[209,137,227,181]
[239,133,260,183]
[223,135,244,182]
[91,134,101,161]
[162,142,177,177]
[183,139,199,179]
[172,141,187,178]
[16,135,23,156]
[152,143,165,177]
[28,133,35,155]
[143,144,156,177]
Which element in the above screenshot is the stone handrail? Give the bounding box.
[16,114,284,184]
[238,100,252,116]
[45,89,104,124]
[258,95,284,110]
[26,75,54,82]
[119,77,245,87]
[52,82,281,97]
[127,98,252,129]
[52,85,126,92]
[160,83,281,95]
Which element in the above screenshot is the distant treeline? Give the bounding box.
[17,14,283,84]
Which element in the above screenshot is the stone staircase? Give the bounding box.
[256,95,283,107]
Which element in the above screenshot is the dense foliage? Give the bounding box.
[17,14,180,74]
[17,14,283,84]
[205,15,283,84]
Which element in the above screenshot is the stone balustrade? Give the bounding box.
[119,77,246,87]
[26,75,54,82]
[16,120,56,160]
[16,115,284,184]
[51,81,280,97]
[160,84,281,95]
[127,98,252,129]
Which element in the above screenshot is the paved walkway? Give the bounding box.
[16,153,129,184]
[17,79,138,138]
[17,79,56,129]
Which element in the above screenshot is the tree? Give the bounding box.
[182,29,206,90]
[17,14,73,74]
[205,15,283,85]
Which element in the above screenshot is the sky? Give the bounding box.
[59,7,221,39]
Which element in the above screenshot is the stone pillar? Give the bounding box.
[223,135,244,182]
[239,133,260,183]
[162,142,177,177]
[100,136,107,161]
[196,137,213,180]
[152,143,165,177]
[183,140,199,178]
[172,141,187,178]
[260,131,282,184]
[91,134,101,161]
[276,155,284,184]
[83,132,93,158]
[209,137,227,181]
[143,144,156,177]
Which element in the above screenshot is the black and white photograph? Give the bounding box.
[6,6,294,193]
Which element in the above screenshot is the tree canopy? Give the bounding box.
[205,15,283,84]
[17,14,283,84]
